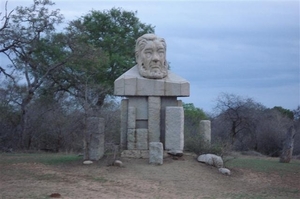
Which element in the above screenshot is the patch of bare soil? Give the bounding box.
[0,154,299,199]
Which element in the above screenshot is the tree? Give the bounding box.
[1,0,66,148]
[0,1,15,78]
[68,8,155,106]
[214,93,264,147]
[183,103,207,135]
[272,106,294,120]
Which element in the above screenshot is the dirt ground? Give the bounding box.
[1,154,300,199]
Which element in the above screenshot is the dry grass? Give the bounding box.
[0,152,299,199]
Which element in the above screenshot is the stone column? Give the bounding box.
[127,107,136,150]
[199,120,211,145]
[85,117,105,161]
[148,97,161,143]
[165,106,184,152]
[120,99,128,150]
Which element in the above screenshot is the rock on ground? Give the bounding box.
[219,168,231,175]
[197,154,223,168]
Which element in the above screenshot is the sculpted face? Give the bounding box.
[135,34,168,79]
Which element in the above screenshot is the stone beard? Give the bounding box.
[135,34,168,79]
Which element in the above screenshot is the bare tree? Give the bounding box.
[1,0,66,148]
[214,93,264,147]
[0,1,15,79]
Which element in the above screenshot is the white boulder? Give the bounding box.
[219,168,231,175]
[113,160,123,167]
[83,160,93,165]
[197,154,223,168]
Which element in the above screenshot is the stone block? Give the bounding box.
[128,97,148,120]
[136,128,148,150]
[165,81,181,96]
[121,150,149,158]
[124,77,137,95]
[200,120,211,144]
[149,142,163,165]
[181,81,190,96]
[120,99,128,150]
[114,66,190,97]
[85,117,105,161]
[148,97,161,142]
[165,107,184,152]
[127,129,135,150]
[127,107,136,129]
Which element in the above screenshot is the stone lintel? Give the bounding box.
[114,66,190,97]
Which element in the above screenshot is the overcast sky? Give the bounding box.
[2,0,300,112]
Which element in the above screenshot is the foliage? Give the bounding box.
[185,133,223,155]
[183,103,216,154]
[183,103,207,136]
[66,8,155,105]
[273,106,294,120]
[212,93,296,156]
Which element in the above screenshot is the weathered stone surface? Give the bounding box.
[219,168,231,175]
[114,66,189,97]
[128,97,148,120]
[136,128,148,150]
[165,107,184,152]
[127,107,136,129]
[84,117,105,161]
[135,34,168,79]
[127,129,136,150]
[197,154,224,168]
[120,99,128,150]
[149,142,163,165]
[148,97,161,142]
[121,150,149,158]
[199,120,211,144]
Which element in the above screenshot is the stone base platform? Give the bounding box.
[121,150,169,159]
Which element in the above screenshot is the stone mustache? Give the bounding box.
[114,34,190,157]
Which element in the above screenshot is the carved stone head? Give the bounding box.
[135,34,168,79]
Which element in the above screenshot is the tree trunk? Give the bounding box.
[279,125,296,163]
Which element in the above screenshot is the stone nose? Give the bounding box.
[152,52,159,62]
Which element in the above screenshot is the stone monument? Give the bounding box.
[114,34,190,158]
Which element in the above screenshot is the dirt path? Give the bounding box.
[1,154,299,199]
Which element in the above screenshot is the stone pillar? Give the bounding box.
[127,107,136,150]
[200,120,211,145]
[149,142,163,165]
[85,117,105,161]
[165,107,184,152]
[148,97,161,142]
[120,99,128,150]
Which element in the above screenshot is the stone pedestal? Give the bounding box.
[115,66,189,153]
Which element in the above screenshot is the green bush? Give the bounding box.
[184,133,223,155]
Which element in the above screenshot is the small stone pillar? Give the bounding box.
[85,117,105,161]
[149,142,163,165]
[165,107,184,153]
[199,120,211,145]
